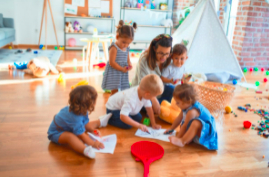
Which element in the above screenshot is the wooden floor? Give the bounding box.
[0,50,269,177]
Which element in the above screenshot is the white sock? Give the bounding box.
[83,146,95,159]
[99,113,112,127]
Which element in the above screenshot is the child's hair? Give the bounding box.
[172,44,187,56]
[116,20,137,40]
[173,84,197,104]
[140,74,164,95]
[68,85,97,115]
[145,34,173,70]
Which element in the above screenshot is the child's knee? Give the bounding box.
[191,120,202,129]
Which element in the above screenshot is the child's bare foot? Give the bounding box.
[168,136,185,147]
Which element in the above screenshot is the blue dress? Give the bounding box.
[102,42,130,91]
[47,106,89,144]
[182,101,218,150]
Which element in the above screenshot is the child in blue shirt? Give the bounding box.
[47,85,112,159]
[165,84,218,150]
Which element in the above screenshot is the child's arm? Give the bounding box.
[109,46,128,73]
[145,106,161,129]
[127,53,132,70]
[161,76,174,84]
[120,114,148,132]
[78,132,104,150]
[165,111,183,133]
[177,109,199,138]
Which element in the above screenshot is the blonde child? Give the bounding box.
[47,85,112,159]
[102,20,137,95]
[159,44,190,103]
[105,74,163,131]
[165,84,218,150]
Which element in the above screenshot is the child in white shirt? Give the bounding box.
[159,44,189,103]
[105,74,164,132]
[161,44,188,85]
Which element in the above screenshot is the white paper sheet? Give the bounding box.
[88,8,101,16]
[87,133,117,154]
[101,1,110,13]
[135,127,176,142]
[72,0,85,7]
[88,0,101,8]
[65,4,77,15]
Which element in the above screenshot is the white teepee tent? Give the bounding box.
[172,0,245,81]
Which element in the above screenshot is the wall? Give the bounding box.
[0,0,121,46]
[232,0,269,68]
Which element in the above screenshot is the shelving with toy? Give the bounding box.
[120,0,174,48]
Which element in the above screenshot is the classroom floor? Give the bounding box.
[0,50,269,177]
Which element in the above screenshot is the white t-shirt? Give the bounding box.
[106,86,152,116]
[161,63,185,85]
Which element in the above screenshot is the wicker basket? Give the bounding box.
[192,81,235,114]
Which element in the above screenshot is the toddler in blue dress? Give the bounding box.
[47,85,112,158]
[165,84,218,150]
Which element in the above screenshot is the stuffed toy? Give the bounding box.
[159,98,181,124]
[23,57,60,78]
[73,21,82,33]
[65,22,74,33]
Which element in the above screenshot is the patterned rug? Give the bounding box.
[0,49,62,67]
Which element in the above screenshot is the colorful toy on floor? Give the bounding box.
[232,79,237,85]
[26,48,31,52]
[255,81,260,86]
[225,106,232,114]
[15,50,23,54]
[71,80,89,90]
[131,141,164,177]
[54,46,58,50]
[143,118,150,126]
[243,67,248,72]
[9,46,12,49]
[58,73,64,82]
[93,62,106,68]
[261,68,265,72]
[14,61,28,70]
[256,91,262,94]
[249,68,253,72]
[238,106,247,112]
[264,78,268,83]
[159,98,181,124]
[39,45,43,49]
[42,46,45,50]
[243,121,251,129]
[266,71,269,76]
[254,67,258,71]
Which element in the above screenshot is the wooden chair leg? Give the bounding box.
[102,42,109,63]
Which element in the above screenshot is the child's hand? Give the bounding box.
[152,124,161,130]
[170,78,174,84]
[121,66,128,73]
[127,65,133,70]
[164,129,174,135]
[93,140,104,150]
[139,124,149,133]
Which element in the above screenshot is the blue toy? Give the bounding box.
[14,61,28,70]
[232,79,237,85]
[238,106,247,112]
[34,51,38,54]
[39,45,43,49]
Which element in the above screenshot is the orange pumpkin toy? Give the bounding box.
[159,98,181,124]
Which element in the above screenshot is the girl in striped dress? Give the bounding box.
[102,20,137,95]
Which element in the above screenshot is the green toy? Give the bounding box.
[143,118,150,126]
[266,71,269,76]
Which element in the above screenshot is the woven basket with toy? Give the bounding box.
[192,81,235,114]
